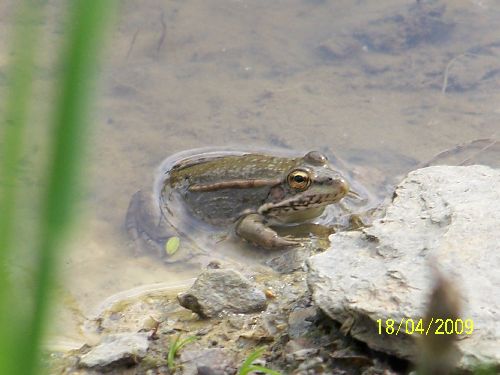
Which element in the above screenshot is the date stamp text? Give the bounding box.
[376,318,474,336]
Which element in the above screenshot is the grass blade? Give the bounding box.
[168,335,199,370]
[1,1,116,374]
[239,347,280,375]
[24,2,116,373]
[0,1,46,373]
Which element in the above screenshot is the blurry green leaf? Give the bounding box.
[0,1,46,374]
[0,1,116,374]
[165,236,181,255]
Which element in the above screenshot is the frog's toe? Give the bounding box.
[236,213,304,249]
[262,235,304,249]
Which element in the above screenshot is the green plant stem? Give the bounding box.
[0,2,45,373]
[19,1,115,374]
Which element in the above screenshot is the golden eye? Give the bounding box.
[287,169,311,190]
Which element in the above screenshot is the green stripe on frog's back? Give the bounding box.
[169,154,300,185]
[164,154,302,226]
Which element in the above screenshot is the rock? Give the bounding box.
[180,348,237,375]
[267,248,311,274]
[177,269,267,318]
[284,339,314,361]
[287,306,317,339]
[307,165,500,371]
[293,356,326,374]
[79,332,150,370]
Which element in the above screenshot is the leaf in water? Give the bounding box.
[165,236,180,256]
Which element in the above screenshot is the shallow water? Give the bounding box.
[2,0,500,347]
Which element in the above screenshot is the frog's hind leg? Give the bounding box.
[236,213,303,249]
[125,190,171,258]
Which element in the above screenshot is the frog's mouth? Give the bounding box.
[258,190,348,217]
[261,175,350,216]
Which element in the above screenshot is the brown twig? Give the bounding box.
[456,138,498,165]
[126,28,140,60]
[441,53,477,95]
[157,10,166,57]
[148,317,161,340]
[418,138,498,168]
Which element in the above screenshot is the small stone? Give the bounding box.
[180,348,237,375]
[288,306,317,339]
[267,248,311,274]
[177,269,267,318]
[290,348,320,361]
[79,332,149,370]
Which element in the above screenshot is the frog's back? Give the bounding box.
[169,154,297,183]
[162,153,299,226]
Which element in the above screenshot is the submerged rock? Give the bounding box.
[177,269,267,318]
[79,332,150,370]
[307,165,500,370]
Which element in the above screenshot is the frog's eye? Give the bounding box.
[304,151,327,166]
[287,169,311,190]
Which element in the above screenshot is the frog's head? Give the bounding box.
[259,151,349,221]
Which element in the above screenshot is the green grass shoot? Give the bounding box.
[238,347,281,375]
[167,335,199,371]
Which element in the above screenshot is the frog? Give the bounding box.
[125,148,351,262]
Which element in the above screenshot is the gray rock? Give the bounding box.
[180,348,237,375]
[267,247,311,274]
[288,306,317,339]
[177,269,267,318]
[307,165,500,370]
[79,332,149,370]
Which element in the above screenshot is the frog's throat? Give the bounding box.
[188,178,281,192]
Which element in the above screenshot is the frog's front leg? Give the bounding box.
[235,213,302,249]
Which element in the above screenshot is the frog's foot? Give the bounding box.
[236,213,303,249]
